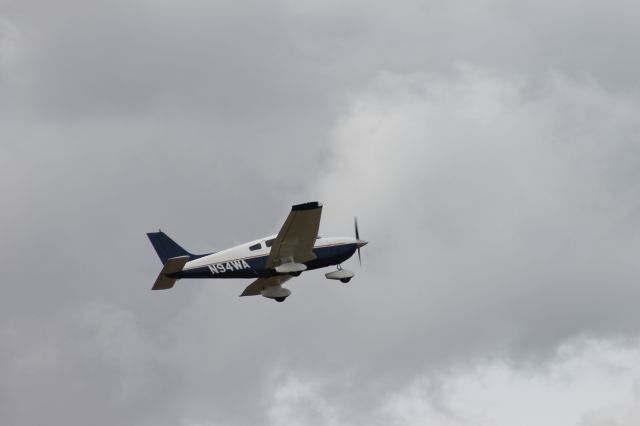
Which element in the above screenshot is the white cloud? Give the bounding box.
[314,66,640,362]
[579,401,640,426]
[385,338,640,426]
[266,338,640,426]
[268,373,344,426]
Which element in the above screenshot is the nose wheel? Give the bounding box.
[325,266,354,283]
[336,265,351,283]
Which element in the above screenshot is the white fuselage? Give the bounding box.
[184,236,357,272]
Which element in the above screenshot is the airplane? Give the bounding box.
[146,202,368,302]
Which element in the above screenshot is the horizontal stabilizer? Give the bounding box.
[152,256,189,290]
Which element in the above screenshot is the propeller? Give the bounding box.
[354,217,368,266]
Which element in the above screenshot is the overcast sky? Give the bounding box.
[2,1,640,425]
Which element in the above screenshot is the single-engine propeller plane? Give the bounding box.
[147,202,368,302]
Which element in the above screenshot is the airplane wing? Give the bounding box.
[266,202,323,268]
[240,275,292,297]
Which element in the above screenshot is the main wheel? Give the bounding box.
[275,297,287,302]
[340,278,351,283]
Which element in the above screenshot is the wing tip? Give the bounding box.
[292,201,322,211]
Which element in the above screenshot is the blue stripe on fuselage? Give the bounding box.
[306,243,357,271]
[172,243,358,279]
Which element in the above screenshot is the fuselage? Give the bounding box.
[171,236,359,280]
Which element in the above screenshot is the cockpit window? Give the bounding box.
[265,238,275,248]
[249,243,262,251]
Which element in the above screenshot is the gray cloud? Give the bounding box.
[2,1,640,425]
[316,66,640,363]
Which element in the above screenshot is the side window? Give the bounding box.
[265,239,275,248]
[249,243,262,251]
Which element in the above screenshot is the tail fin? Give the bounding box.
[147,231,206,264]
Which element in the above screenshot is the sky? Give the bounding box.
[2,0,640,425]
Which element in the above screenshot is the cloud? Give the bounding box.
[2,1,640,425]
[262,338,640,426]
[580,401,640,426]
[385,338,640,426]
[315,66,640,367]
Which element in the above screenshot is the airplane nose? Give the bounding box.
[356,240,368,248]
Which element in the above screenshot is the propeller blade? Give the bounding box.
[355,216,362,266]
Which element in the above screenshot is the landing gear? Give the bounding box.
[325,266,355,282]
[261,285,291,302]
[336,265,352,283]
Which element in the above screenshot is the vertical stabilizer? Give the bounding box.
[147,231,198,264]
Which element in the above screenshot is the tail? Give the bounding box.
[151,256,189,290]
[147,231,207,264]
[147,231,211,290]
